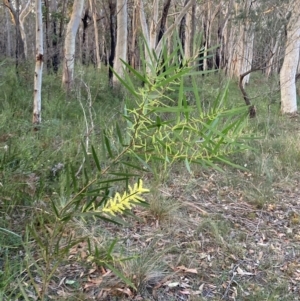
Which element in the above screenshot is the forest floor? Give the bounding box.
[38,167,300,301]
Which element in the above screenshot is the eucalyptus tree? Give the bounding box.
[113,0,128,83]
[184,1,194,63]
[226,0,257,86]
[139,0,195,73]
[62,0,85,91]
[33,0,43,127]
[43,0,61,72]
[3,0,33,66]
[89,0,101,69]
[280,1,300,114]
[108,0,117,81]
[129,0,138,68]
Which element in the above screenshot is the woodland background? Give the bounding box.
[1,1,300,301]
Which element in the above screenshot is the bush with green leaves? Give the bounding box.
[115,42,250,172]
[2,40,252,300]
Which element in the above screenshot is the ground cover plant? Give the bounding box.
[1,54,300,301]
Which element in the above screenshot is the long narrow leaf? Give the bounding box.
[116,123,124,146]
[91,145,101,172]
[120,59,149,85]
[103,131,113,158]
[105,263,137,290]
[110,67,138,97]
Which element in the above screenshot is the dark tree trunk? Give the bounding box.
[52,14,59,73]
[82,8,91,65]
[157,0,172,45]
[44,0,52,71]
[178,0,189,65]
[15,18,25,71]
[108,0,116,83]
[59,0,67,39]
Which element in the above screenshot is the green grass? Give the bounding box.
[1,63,300,300]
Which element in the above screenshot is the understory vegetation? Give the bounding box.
[1,59,300,301]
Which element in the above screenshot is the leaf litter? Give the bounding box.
[13,169,300,300]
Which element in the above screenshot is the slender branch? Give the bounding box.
[238,53,277,118]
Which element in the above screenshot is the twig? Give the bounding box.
[221,264,239,300]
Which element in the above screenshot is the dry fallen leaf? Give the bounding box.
[176,265,198,274]
[179,290,191,295]
[167,282,180,288]
[116,287,133,296]
[236,266,254,276]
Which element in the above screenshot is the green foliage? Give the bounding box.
[114,42,250,173]
[0,39,253,300]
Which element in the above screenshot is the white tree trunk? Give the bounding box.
[89,0,101,69]
[226,0,256,87]
[184,3,192,63]
[62,0,84,91]
[149,0,158,51]
[280,5,300,114]
[130,1,138,68]
[113,0,128,83]
[33,0,43,126]
[20,0,33,58]
[139,0,151,70]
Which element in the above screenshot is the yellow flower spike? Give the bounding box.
[102,180,149,216]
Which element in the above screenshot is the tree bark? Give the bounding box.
[113,0,128,83]
[44,0,51,70]
[217,0,232,69]
[19,0,33,59]
[155,0,195,59]
[157,0,172,44]
[89,0,101,69]
[184,2,193,64]
[108,0,117,82]
[226,0,256,87]
[138,0,151,69]
[62,0,84,91]
[280,4,300,114]
[82,7,91,65]
[51,0,59,73]
[179,0,189,63]
[129,0,138,68]
[205,3,220,70]
[3,0,27,66]
[33,0,43,127]
[149,0,158,51]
